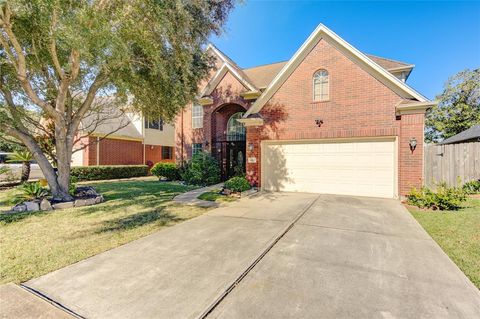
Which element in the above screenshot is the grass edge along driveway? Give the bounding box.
[0,178,207,284]
[408,197,480,289]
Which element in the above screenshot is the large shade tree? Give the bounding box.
[425,69,480,143]
[0,0,234,201]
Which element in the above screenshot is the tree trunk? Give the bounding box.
[11,128,66,201]
[53,124,74,201]
[20,161,30,183]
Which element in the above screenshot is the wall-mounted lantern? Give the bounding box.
[409,137,417,152]
[248,143,254,152]
[315,119,324,127]
[204,140,209,147]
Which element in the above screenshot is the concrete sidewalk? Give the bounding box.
[173,183,224,207]
[0,283,73,319]
[26,192,317,319]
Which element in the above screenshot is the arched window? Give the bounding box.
[313,70,329,101]
[226,112,246,141]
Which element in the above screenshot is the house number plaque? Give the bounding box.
[247,157,257,163]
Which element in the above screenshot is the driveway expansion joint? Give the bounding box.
[198,195,321,319]
[20,284,85,319]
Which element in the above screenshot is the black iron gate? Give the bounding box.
[212,140,246,181]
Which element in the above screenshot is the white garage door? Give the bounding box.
[262,139,396,198]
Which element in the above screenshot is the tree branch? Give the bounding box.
[71,71,108,132]
[1,3,61,121]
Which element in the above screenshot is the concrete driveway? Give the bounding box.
[25,193,480,318]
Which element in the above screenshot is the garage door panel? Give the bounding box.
[263,140,395,198]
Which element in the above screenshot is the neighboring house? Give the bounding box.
[72,104,175,166]
[439,125,480,144]
[176,24,436,199]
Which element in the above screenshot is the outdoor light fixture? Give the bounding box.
[409,137,417,152]
[248,143,254,152]
[204,141,209,147]
[315,118,324,127]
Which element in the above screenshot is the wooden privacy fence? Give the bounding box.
[424,142,480,188]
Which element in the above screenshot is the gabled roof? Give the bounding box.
[244,24,430,116]
[203,44,258,95]
[242,55,413,90]
[243,61,288,89]
[440,125,480,144]
[367,55,414,71]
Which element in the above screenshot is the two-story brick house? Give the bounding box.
[176,24,435,199]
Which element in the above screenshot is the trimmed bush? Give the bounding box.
[71,165,149,181]
[181,152,220,186]
[407,183,467,210]
[224,176,251,193]
[463,179,480,195]
[150,162,179,181]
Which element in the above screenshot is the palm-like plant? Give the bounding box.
[7,151,33,183]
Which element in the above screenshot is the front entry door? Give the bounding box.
[212,141,246,180]
[226,141,246,179]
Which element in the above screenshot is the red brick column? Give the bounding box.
[246,126,261,187]
[399,113,425,197]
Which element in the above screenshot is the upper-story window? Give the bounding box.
[145,117,163,131]
[192,104,203,129]
[313,70,329,101]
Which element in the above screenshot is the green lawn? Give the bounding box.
[408,197,480,289]
[0,178,207,284]
[198,189,237,203]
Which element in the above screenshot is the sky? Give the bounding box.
[210,1,480,100]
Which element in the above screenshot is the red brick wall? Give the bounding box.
[98,138,143,165]
[399,113,425,195]
[82,136,97,166]
[81,137,144,165]
[175,71,252,161]
[258,39,402,141]
[145,145,175,164]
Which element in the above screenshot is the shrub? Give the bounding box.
[11,181,50,204]
[224,176,251,193]
[150,162,179,181]
[69,176,78,196]
[70,165,149,181]
[463,179,480,194]
[407,183,467,210]
[181,152,220,186]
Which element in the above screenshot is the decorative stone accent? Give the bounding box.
[75,186,99,198]
[74,199,88,207]
[52,201,74,210]
[40,198,53,211]
[10,186,104,212]
[94,195,104,204]
[12,203,27,212]
[25,201,40,211]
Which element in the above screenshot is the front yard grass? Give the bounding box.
[408,197,480,289]
[198,189,237,203]
[0,178,206,284]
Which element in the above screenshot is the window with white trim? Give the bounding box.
[144,117,164,131]
[313,70,329,101]
[192,143,203,156]
[192,104,203,129]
